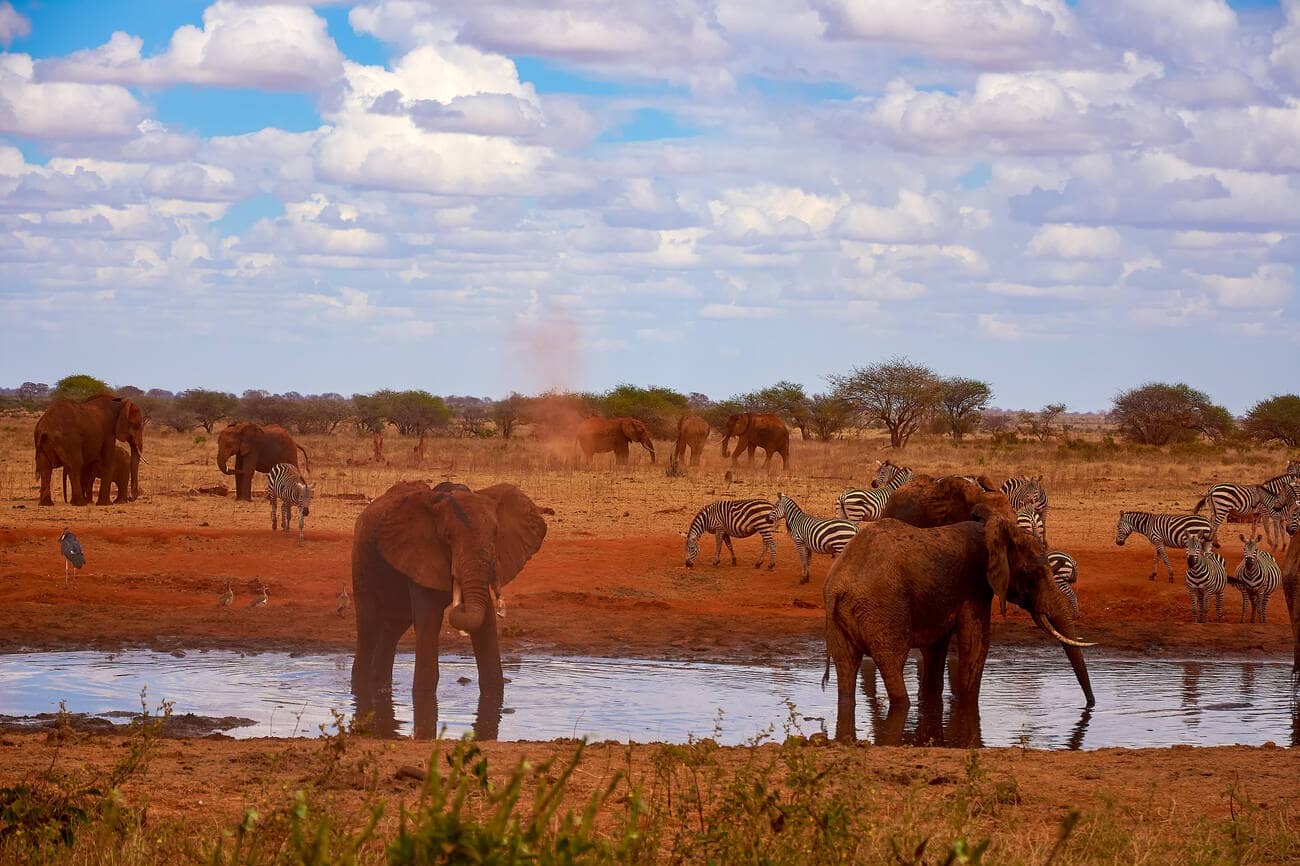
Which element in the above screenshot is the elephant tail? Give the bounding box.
[822,651,830,691]
[297,444,311,476]
[62,468,68,503]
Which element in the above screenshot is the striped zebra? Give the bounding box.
[266,462,313,543]
[771,493,859,584]
[836,466,912,522]
[1289,460,1300,475]
[1047,551,1080,619]
[1001,476,1048,541]
[871,460,911,489]
[1193,473,1300,547]
[1115,511,1213,583]
[1231,534,1281,623]
[682,499,777,570]
[1184,533,1226,623]
[1015,506,1046,543]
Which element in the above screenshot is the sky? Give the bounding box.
[1,0,1298,412]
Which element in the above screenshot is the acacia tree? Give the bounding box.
[52,374,111,401]
[177,389,239,433]
[1244,395,1300,447]
[1111,382,1234,445]
[493,392,527,440]
[1017,403,1067,442]
[807,393,856,441]
[935,377,993,441]
[829,357,943,448]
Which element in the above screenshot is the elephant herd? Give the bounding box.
[575,412,790,470]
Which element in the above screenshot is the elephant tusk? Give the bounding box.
[1033,611,1097,648]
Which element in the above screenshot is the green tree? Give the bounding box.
[492,392,527,440]
[353,390,396,435]
[1111,383,1234,445]
[1244,395,1300,447]
[51,374,111,402]
[599,384,688,439]
[741,381,811,439]
[806,393,856,441]
[176,389,239,433]
[239,390,295,427]
[936,377,993,442]
[387,390,452,437]
[1017,402,1067,442]
[829,357,943,448]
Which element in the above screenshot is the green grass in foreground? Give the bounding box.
[0,704,1296,866]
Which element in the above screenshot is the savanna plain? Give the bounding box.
[1,417,1298,865]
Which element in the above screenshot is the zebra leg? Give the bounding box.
[1188,588,1199,622]
[1152,543,1166,582]
[752,529,771,569]
[1214,589,1224,623]
[764,529,777,570]
[722,533,737,566]
[797,541,810,584]
[711,532,723,566]
[269,496,277,532]
[281,501,291,532]
[1259,593,1270,624]
[298,507,305,545]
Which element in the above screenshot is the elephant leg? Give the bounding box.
[746,445,756,467]
[762,449,773,470]
[94,454,113,506]
[826,628,863,742]
[690,445,701,467]
[951,605,990,704]
[67,460,89,506]
[470,610,504,741]
[410,584,451,740]
[37,451,55,506]
[918,633,953,710]
[875,649,911,711]
[354,615,407,737]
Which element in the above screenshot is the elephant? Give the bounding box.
[720,412,789,469]
[823,509,1095,742]
[217,422,310,501]
[351,480,548,739]
[880,473,1014,527]
[64,444,134,504]
[1283,507,1300,684]
[574,416,656,465]
[35,395,144,506]
[672,415,710,467]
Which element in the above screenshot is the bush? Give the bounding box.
[1111,383,1234,445]
[599,384,688,440]
[51,374,112,402]
[1244,394,1300,447]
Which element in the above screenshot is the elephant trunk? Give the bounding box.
[1031,610,1096,707]
[129,444,141,499]
[720,435,732,458]
[448,576,493,633]
[218,450,235,476]
[645,440,657,464]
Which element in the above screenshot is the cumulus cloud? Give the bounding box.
[699,302,778,319]
[0,54,145,139]
[834,190,955,244]
[1084,0,1238,66]
[0,1,30,46]
[38,2,343,91]
[977,313,1024,340]
[1027,224,1122,259]
[1194,264,1294,308]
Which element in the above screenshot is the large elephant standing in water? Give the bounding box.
[1283,508,1300,683]
[720,412,789,469]
[351,481,548,739]
[823,510,1095,743]
[34,395,144,506]
[216,422,309,501]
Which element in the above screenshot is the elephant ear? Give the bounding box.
[982,513,1011,602]
[475,483,548,586]
[372,483,453,591]
[621,418,641,441]
[115,399,143,442]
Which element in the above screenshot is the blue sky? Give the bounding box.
[1,0,1298,413]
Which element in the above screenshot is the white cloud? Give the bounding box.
[1271,0,1300,91]
[0,1,30,46]
[978,313,1023,340]
[1195,264,1294,308]
[834,190,955,243]
[37,2,343,91]
[1027,224,1122,259]
[1085,0,1237,65]
[699,303,778,319]
[0,54,145,139]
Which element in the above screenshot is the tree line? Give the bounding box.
[5,361,1300,449]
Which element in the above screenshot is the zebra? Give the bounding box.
[770,493,859,584]
[1015,506,1046,543]
[1194,473,1300,547]
[682,499,777,570]
[836,465,912,522]
[1184,533,1226,623]
[870,460,911,489]
[1047,551,1080,619]
[1289,460,1300,475]
[266,462,313,544]
[1115,511,1214,583]
[1001,476,1048,541]
[1231,534,1281,623]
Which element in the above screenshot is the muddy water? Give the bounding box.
[0,649,1295,748]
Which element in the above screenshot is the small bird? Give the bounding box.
[335,584,350,617]
[218,580,233,608]
[251,585,268,608]
[59,528,85,587]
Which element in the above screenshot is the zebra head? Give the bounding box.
[870,461,893,488]
[1114,512,1134,546]
[1185,532,1209,569]
[769,493,789,527]
[1289,503,1300,536]
[1238,533,1262,572]
[681,528,700,567]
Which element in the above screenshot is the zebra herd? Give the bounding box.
[1115,462,1299,623]
[681,462,1082,617]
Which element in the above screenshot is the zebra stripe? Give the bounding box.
[1001,476,1048,541]
[1115,511,1213,583]
[1194,473,1300,546]
[683,498,777,569]
[836,466,912,522]
[871,460,910,489]
[1047,551,1080,619]
[1184,533,1226,623]
[266,462,313,543]
[1231,534,1281,623]
[1015,506,1046,543]
[772,493,859,584]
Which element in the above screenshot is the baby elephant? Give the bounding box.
[266,463,313,543]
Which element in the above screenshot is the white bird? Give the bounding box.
[251,585,268,608]
[335,584,350,617]
[219,580,233,608]
[59,528,85,587]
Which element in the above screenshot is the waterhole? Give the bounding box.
[0,648,1295,749]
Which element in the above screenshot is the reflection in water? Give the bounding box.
[0,649,1295,749]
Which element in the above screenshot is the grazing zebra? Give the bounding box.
[770,493,859,584]
[682,498,777,569]
[1115,511,1214,583]
[1001,476,1048,541]
[1194,474,1300,547]
[1047,551,1080,619]
[1231,534,1281,623]
[1185,533,1226,623]
[266,462,313,544]
[836,466,912,522]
